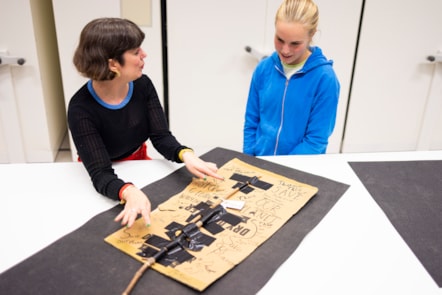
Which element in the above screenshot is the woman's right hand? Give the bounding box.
[182,150,224,181]
[114,185,152,228]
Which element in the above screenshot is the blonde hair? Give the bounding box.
[275,0,319,37]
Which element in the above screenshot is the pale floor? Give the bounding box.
[54,132,73,162]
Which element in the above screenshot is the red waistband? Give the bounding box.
[77,142,151,162]
[118,142,151,161]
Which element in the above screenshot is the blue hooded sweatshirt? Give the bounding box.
[243,46,340,156]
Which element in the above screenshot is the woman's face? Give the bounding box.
[274,20,311,65]
[119,47,147,80]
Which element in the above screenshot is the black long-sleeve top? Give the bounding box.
[68,74,188,200]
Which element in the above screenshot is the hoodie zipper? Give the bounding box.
[274,76,289,155]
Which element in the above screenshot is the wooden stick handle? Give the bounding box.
[220,176,261,203]
[220,187,240,203]
[122,257,156,295]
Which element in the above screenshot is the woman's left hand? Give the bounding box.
[114,185,151,228]
[182,150,224,180]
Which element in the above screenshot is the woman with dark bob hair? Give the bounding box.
[68,17,223,228]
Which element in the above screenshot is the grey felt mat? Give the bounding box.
[0,147,349,294]
[349,160,442,288]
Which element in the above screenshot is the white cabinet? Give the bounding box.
[342,0,442,152]
[0,0,66,163]
[166,0,268,154]
[167,0,362,154]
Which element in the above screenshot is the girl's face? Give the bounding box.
[119,47,147,80]
[274,21,312,65]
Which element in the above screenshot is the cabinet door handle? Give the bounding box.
[245,46,268,61]
[0,55,26,66]
[427,53,442,63]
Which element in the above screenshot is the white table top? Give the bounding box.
[1,150,441,295]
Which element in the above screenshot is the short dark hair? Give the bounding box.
[73,17,145,81]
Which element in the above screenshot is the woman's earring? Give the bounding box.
[113,70,121,78]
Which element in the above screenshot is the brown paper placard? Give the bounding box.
[105,158,318,291]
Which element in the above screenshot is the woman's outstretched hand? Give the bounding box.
[182,150,224,181]
[114,185,152,228]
